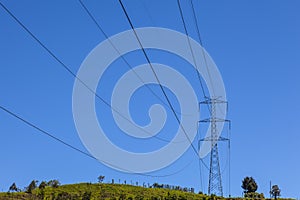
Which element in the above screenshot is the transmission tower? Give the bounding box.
[199,97,230,197]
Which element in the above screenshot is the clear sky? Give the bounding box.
[0,0,300,198]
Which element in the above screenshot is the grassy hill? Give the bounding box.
[0,183,206,200]
[0,183,294,200]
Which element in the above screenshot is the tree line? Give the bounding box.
[8,179,60,193]
[5,175,282,199]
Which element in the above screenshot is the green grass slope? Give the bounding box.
[0,183,206,200]
[0,183,294,200]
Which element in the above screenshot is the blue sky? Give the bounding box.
[1,0,300,198]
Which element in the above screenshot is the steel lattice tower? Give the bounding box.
[199,97,229,197]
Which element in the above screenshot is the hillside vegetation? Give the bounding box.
[1,183,204,200]
[0,183,293,200]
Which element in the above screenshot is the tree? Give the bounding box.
[97,175,105,183]
[271,185,281,199]
[8,182,19,192]
[152,183,159,188]
[39,181,47,190]
[48,179,60,188]
[241,176,258,194]
[26,180,37,193]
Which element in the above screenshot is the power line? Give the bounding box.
[0,1,170,143]
[197,122,204,192]
[176,0,207,100]
[189,0,217,100]
[171,0,212,190]
[118,0,208,170]
[190,0,227,119]
[0,104,193,178]
[179,4,232,192]
[176,0,210,173]
[0,0,209,177]
[176,0,213,121]
[177,0,227,193]
[78,0,182,116]
[0,1,196,178]
[138,0,156,26]
[189,0,205,49]
[188,3,232,193]
[0,105,95,160]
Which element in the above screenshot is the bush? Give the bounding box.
[244,192,264,199]
[55,192,73,200]
[82,191,92,200]
[119,193,126,200]
[48,180,60,188]
[135,194,144,200]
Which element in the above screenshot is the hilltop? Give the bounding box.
[0,183,294,200]
[0,183,205,200]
